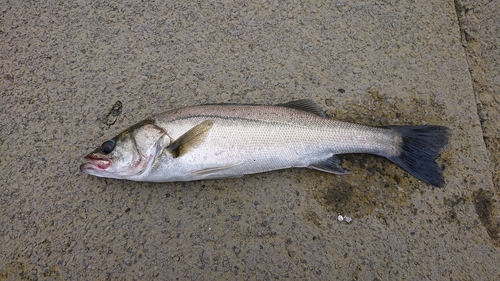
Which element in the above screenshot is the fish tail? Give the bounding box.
[385,125,450,187]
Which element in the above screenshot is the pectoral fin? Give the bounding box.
[167,120,214,158]
[308,156,351,175]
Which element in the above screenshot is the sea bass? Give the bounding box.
[80,100,449,187]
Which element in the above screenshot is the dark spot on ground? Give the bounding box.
[322,182,354,214]
[473,188,500,247]
[304,211,321,227]
[305,154,413,219]
[443,195,467,224]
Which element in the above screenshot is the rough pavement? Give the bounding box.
[1,0,499,280]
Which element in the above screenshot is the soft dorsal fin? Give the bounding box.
[166,120,214,158]
[278,99,328,117]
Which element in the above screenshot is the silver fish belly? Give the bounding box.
[80,100,449,187]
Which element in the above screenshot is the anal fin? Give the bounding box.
[308,156,350,175]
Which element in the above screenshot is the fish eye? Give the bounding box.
[101,140,116,154]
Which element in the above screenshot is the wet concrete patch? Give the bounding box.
[443,195,467,224]
[305,154,416,220]
[473,188,500,247]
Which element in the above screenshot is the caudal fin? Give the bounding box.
[385,126,449,187]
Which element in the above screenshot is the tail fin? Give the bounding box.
[385,126,449,187]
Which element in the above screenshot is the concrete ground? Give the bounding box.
[1,0,499,280]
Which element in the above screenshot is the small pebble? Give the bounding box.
[233,246,241,254]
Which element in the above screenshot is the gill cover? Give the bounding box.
[81,118,167,179]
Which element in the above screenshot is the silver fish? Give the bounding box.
[80,100,449,187]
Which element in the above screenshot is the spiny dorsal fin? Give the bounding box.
[167,120,214,158]
[279,99,328,117]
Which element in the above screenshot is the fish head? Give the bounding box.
[80,118,167,180]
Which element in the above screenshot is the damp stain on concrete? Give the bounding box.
[443,195,467,224]
[473,188,500,247]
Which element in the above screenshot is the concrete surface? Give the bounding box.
[1,0,499,280]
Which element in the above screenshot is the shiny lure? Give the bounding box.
[80,100,449,187]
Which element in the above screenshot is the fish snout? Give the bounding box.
[81,154,112,172]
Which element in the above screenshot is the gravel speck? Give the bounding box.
[233,246,241,254]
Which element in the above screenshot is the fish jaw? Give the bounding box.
[80,149,159,180]
[80,154,112,176]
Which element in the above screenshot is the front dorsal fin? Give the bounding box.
[166,120,214,158]
[278,100,328,117]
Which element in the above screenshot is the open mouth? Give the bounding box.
[80,154,111,172]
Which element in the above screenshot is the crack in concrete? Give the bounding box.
[453,0,492,161]
[453,0,500,247]
[453,0,473,44]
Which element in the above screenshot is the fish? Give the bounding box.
[80,100,450,187]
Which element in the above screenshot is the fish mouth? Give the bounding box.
[80,154,112,173]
